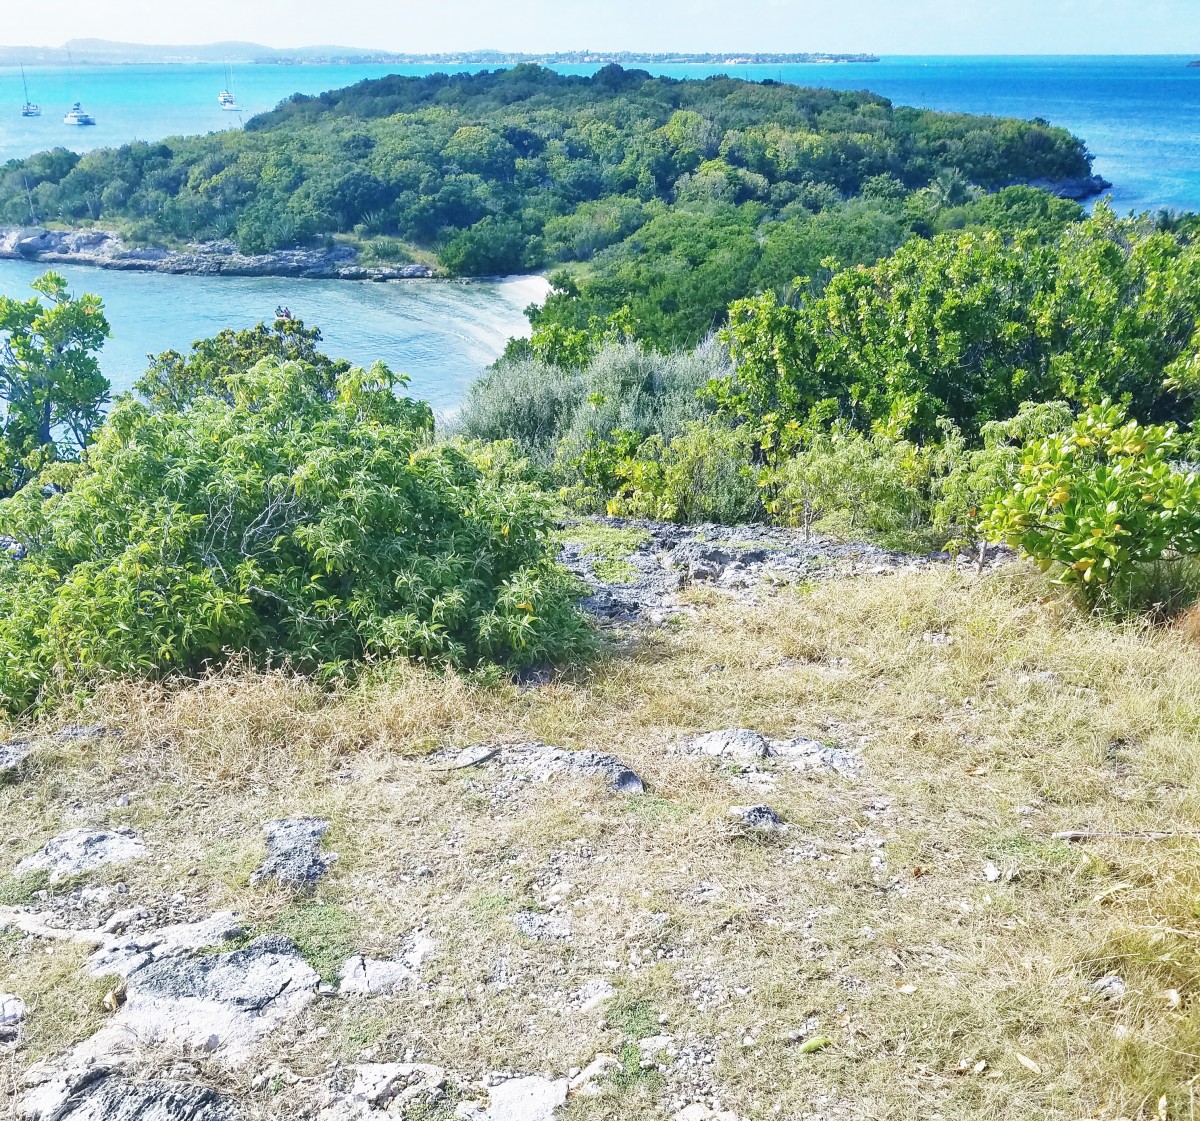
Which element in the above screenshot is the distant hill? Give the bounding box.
[0,39,879,66]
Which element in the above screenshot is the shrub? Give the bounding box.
[766,426,934,544]
[605,421,761,524]
[0,355,591,713]
[455,339,729,469]
[982,401,1200,615]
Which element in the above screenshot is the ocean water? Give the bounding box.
[0,55,1196,403]
[0,258,544,410]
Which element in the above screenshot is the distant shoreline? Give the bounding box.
[0,43,880,67]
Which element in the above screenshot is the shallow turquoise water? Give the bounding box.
[0,259,542,410]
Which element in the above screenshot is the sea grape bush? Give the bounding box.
[0,353,591,713]
[982,402,1200,612]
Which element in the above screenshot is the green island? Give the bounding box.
[4,64,1200,1121]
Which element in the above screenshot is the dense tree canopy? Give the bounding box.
[0,66,1095,346]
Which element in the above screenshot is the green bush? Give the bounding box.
[605,421,761,524]
[0,354,591,713]
[766,426,935,544]
[455,339,728,469]
[982,401,1200,615]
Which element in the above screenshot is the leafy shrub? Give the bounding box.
[455,339,728,469]
[0,354,591,713]
[983,402,1200,615]
[766,426,934,545]
[605,421,761,524]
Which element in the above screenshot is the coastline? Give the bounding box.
[0,227,438,281]
[0,175,1112,284]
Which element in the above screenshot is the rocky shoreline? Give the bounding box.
[0,227,436,281]
[1019,173,1113,201]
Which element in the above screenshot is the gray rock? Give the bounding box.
[728,804,786,833]
[572,977,615,1012]
[514,911,572,941]
[0,225,436,281]
[0,740,33,779]
[488,742,645,795]
[338,930,435,995]
[16,828,146,882]
[769,737,862,777]
[63,936,319,1069]
[249,817,336,887]
[1,992,25,1025]
[1091,974,1126,1001]
[472,1076,568,1121]
[55,724,117,742]
[683,729,861,777]
[21,1067,240,1121]
[689,729,771,761]
[316,1064,447,1119]
[87,911,245,978]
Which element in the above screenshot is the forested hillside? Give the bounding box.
[0,65,1095,343]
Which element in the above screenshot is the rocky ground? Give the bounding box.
[1,520,1195,1120]
[0,227,434,280]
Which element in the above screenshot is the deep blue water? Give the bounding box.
[0,56,1195,403]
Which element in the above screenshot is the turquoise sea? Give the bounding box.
[0,55,1197,400]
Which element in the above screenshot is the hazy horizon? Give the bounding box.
[1,1,1197,57]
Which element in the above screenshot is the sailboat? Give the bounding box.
[20,65,40,117]
[217,62,241,111]
[62,53,95,126]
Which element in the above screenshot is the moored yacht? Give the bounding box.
[63,102,96,126]
[20,66,40,117]
[218,89,239,110]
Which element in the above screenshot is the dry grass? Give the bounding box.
[4,564,1200,1119]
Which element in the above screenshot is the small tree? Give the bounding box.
[0,271,110,491]
[982,401,1200,614]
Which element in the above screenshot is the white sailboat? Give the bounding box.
[218,62,241,111]
[20,65,40,117]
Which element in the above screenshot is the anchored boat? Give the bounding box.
[20,66,40,117]
[63,102,96,126]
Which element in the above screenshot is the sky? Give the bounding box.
[1,0,1197,55]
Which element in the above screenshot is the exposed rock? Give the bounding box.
[681,729,861,777]
[568,1054,620,1096]
[0,225,436,281]
[727,805,787,833]
[87,911,246,978]
[1020,173,1112,200]
[0,740,33,779]
[21,1066,240,1121]
[571,977,615,1012]
[690,729,771,761]
[16,827,146,882]
[514,911,572,941]
[1091,974,1126,1001]
[768,737,861,777]
[561,517,946,625]
[317,1063,448,1119]
[52,936,319,1071]
[55,724,119,742]
[249,817,336,887]
[338,930,435,995]
[1,992,25,1046]
[464,1076,568,1121]
[672,1107,740,1121]
[436,742,645,795]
